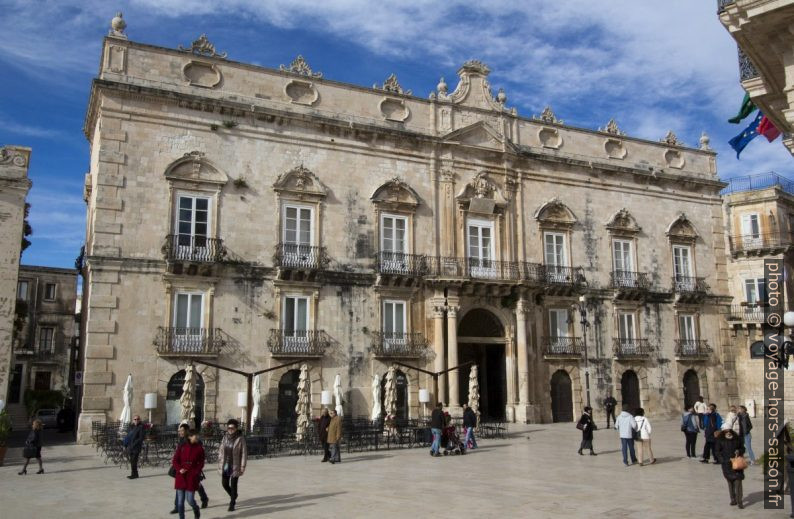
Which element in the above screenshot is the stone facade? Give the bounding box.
[76,22,736,441]
[0,146,32,405]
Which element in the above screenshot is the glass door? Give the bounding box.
[283,205,313,267]
[173,293,204,352]
[672,245,692,290]
[283,296,309,352]
[381,215,408,273]
[383,300,406,352]
[468,219,495,278]
[176,195,210,261]
[544,232,568,282]
[612,239,634,287]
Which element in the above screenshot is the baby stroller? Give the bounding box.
[442,424,466,455]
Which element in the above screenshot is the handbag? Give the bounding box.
[168,466,177,478]
[576,422,584,431]
[22,444,37,459]
[681,415,690,433]
[731,455,748,471]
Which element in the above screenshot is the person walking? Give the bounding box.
[218,419,247,512]
[614,406,638,467]
[737,405,756,465]
[18,419,44,475]
[724,405,740,434]
[577,406,597,456]
[693,396,707,429]
[125,415,145,479]
[462,403,478,450]
[172,429,205,519]
[429,402,444,457]
[171,424,208,514]
[318,408,332,462]
[701,404,722,464]
[603,394,617,429]
[681,405,700,459]
[715,428,746,508]
[327,409,342,464]
[634,408,655,466]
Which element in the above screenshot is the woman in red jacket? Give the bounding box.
[172,429,206,519]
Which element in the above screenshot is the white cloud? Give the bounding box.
[0,114,63,138]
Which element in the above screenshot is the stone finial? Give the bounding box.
[437,77,448,95]
[179,34,228,58]
[109,12,127,38]
[534,106,562,124]
[699,131,711,151]
[496,88,507,105]
[373,73,411,95]
[280,55,322,78]
[661,130,683,147]
[600,118,625,136]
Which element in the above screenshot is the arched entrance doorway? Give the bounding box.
[683,369,700,409]
[550,369,573,422]
[381,369,409,420]
[166,369,205,426]
[277,370,301,424]
[459,308,506,421]
[621,370,640,412]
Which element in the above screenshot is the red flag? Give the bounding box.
[758,116,781,142]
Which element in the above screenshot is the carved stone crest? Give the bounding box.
[273,164,327,200]
[179,34,227,59]
[374,73,411,95]
[472,172,493,198]
[606,208,641,234]
[600,119,625,136]
[534,106,562,124]
[0,147,28,167]
[661,130,683,147]
[280,55,322,78]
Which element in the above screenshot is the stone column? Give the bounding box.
[432,302,447,405]
[447,304,460,408]
[515,298,530,423]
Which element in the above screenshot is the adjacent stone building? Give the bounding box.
[0,146,32,406]
[76,16,736,440]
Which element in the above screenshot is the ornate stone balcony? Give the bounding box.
[163,234,226,263]
[543,265,586,296]
[371,332,428,358]
[671,276,709,303]
[542,336,583,360]
[728,231,793,257]
[267,329,329,357]
[274,243,330,270]
[154,327,224,357]
[375,251,428,278]
[610,270,651,299]
[726,303,766,322]
[613,338,653,359]
[675,339,712,361]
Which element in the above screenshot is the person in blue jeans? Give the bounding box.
[614,406,638,466]
[738,405,756,464]
[429,402,444,457]
[462,403,478,450]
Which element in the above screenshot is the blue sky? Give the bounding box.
[1,0,791,269]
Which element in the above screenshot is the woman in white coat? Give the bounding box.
[634,408,656,466]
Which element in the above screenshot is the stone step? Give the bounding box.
[5,405,30,430]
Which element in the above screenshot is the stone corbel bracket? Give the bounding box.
[284,79,320,106]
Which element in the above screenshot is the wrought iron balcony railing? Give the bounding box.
[154,327,224,356]
[728,232,793,254]
[521,262,545,284]
[542,336,584,357]
[671,276,709,294]
[371,332,428,358]
[426,256,520,281]
[675,339,712,358]
[274,243,330,270]
[267,329,329,357]
[610,270,651,290]
[613,338,653,358]
[163,234,226,263]
[737,45,760,82]
[544,265,586,286]
[12,346,35,357]
[375,251,428,277]
[717,0,734,13]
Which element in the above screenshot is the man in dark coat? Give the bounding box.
[318,408,332,462]
[715,429,746,508]
[701,404,722,464]
[462,403,478,450]
[429,402,444,457]
[603,394,617,428]
[126,415,145,479]
[577,406,597,455]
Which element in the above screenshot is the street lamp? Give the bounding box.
[572,295,592,408]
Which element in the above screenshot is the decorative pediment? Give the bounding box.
[432,60,511,113]
[273,165,327,200]
[456,171,507,214]
[371,178,420,212]
[164,151,227,185]
[534,198,577,229]
[606,208,641,234]
[666,213,698,242]
[442,121,515,152]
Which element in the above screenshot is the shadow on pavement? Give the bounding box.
[232,492,346,517]
[338,454,394,463]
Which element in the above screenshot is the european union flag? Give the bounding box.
[729,111,763,158]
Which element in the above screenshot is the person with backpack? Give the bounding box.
[614,405,638,467]
[701,404,722,464]
[737,405,755,464]
[634,408,655,465]
[125,415,145,479]
[681,405,700,459]
[576,406,597,456]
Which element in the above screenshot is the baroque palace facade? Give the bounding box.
[76,16,736,440]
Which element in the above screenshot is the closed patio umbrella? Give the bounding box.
[333,373,344,417]
[371,374,382,421]
[384,365,397,419]
[295,364,310,441]
[468,364,480,418]
[251,374,261,431]
[180,364,195,426]
[120,374,133,424]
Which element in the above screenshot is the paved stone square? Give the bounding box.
[0,419,787,518]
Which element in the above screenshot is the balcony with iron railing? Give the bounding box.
[728,231,793,255]
[375,251,428,277]
[154,327,224,357]
[425,256,521,281]
[543,265,586,288]
[675,339,712,360]
[671,276,709,295]
[267,329,330,357]
[613,338,653,359]
[163,234,226,263]
[274,243,330,270]
[717,0,734,12]
[727,303,767,322]
[542,336,584,359]
[371,332,428,358]
[720,172,794,197]
[610,270,651,291]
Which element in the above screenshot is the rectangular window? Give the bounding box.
[381,215,407,254]
[176,195,210,249]
[468,219,495,278]
[612,239,633,272]
[383,301,406,336]
[741,213,760,237]
[38,327,54,352]
[44,283,56,301]
[618,313,636,339]
[744,278,766,304]
[679,314,696,341]
[172,293,204,352]
[17,280,28,301]
[548,309,570,353]
[283,296,310,352]
[283,205,313,246]
[544,232,567,267]
[672,245,692,281]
